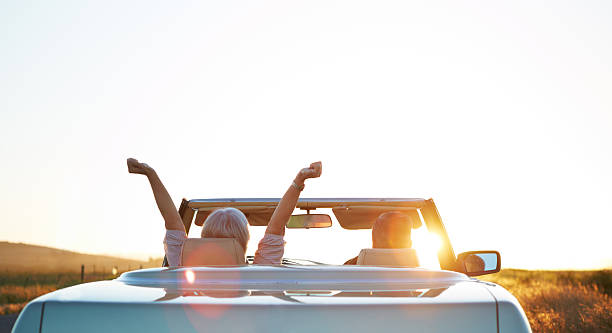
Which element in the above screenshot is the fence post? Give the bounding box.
[81,264,85,282]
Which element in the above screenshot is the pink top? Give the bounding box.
[163,230,285,266]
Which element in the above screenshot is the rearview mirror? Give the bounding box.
[456,251,501,276]
[287,214,332,228]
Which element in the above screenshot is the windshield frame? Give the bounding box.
[164,198,457,271]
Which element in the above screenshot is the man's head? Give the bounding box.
[464,254,486,272]
[372,211,413,249]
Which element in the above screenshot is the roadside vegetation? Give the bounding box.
[482,269,612,332]
[0,242,163,315]
[0,272,114,315]
[1,257,163,316]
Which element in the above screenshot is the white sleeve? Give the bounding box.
[163,230,187,266]
[253,233,285,265]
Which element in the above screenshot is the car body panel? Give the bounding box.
[40,301,496,333]
[11,302,42,333]
[485,280,532,332]
[25,266,505,333]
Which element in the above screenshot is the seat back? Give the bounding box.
[180,238,246,266]
[356,248,420,267]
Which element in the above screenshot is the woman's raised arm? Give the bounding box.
[127,158,185,232]
[265,162,322,236]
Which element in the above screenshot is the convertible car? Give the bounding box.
[12,198,531,332]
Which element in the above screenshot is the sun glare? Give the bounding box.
[412,230,442,269]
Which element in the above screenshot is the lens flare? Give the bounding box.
[185,269,195,284]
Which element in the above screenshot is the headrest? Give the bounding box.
[356,248,420,267]
[180,238,246,266]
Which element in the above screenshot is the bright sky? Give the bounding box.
[1,1,611,270]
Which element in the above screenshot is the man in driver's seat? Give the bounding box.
[344,211,414,265]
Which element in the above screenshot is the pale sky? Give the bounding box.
[1,1,611,270]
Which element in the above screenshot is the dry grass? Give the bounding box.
[0,271,123,315]
[0,285,57,315]
[482,269,612,332]
[0,303,28,316]
[0,285,57,305]
[0,242,164,315]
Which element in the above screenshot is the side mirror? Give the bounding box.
[287,214,332,229]
[456,251,501,276]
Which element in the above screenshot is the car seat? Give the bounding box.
[180,238,246,266]
[356,248,420,267]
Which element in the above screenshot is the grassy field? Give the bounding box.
[2,268,611,332]
[482,269,612,332]
[0,242,163,316]
[0,261,163,315]
[0,271,114,315]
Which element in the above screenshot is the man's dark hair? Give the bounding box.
[372,211,413,249]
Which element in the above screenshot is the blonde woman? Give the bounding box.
[127,158,322,266]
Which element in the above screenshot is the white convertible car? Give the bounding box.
[12,198,531,333]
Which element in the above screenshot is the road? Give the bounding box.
[0,314,17,333]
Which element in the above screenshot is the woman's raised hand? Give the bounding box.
[265,161,323,236]
[296,161,322,182]
[127,158,153,175]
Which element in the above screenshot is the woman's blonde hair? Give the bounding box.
[201,207,250,251]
